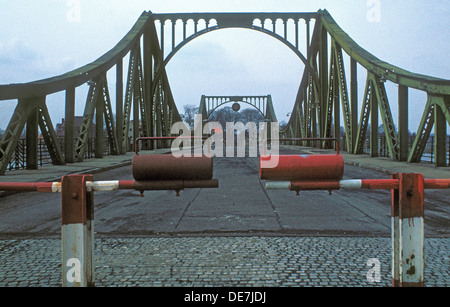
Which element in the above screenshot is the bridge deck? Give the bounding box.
[0,146,448,287]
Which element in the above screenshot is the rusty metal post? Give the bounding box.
[61,175,95,287]
[398,173,425,287]
[391,173,400,287]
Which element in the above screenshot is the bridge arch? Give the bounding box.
[198,95,278,123]
[205,97,264,120]
[152,13,317,69]
[161,25,309,68]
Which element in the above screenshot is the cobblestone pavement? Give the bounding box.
[0,236,448,287]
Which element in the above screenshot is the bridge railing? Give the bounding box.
[3,137,123,172]
[332,134,450,166]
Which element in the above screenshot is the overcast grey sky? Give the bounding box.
[0,0,449,133]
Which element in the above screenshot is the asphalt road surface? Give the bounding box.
[0,147,448,239]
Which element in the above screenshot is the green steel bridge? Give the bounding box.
[0,10,449,175]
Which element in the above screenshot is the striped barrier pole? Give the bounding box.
[61,175,95,287]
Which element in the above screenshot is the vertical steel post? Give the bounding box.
[434,102,447,167]
[294,20,299,50]
[26,104,39,170]
[334,61,340,142]
[65,87,76,163]
[116,60,124,155]
[160,20,165,60]
[61,175,95,287]
[95,79,104,159]
[172,20,176,51]
[144,25,154,149]
[398,85,409,161]
[398,173,425,287]
[350,59,358,154]
[319,24,328,141]
[133,81,140,145]
[370,87,379,157]
[305,19,310,59]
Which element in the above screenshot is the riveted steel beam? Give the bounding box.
[408,98,435,163]
[350,59,358,154]
[370,74,399,160]
[408,95,449,165]
[398,85,409,161]
[26,103,39,170]
[0,12,151,101]
[354,75,373,155]
[38,103,65,166]
[319,9,450,95]
[324,43,336,142]
[334,42,353,152]
[74,80,100,162]
[122,47,138,153]
[0,98,41,175]
[65,87,76,163]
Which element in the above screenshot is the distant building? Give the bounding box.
[55,117,142,141]
[55,117,96,139]
[128,120,143,139]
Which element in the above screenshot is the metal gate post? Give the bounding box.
[398,173,425,287]
[391,174,400,287]
[61,175,95,287]
[86,183,95,287]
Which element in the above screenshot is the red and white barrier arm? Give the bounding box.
[84,180,219,192]
[0,180,219,194]
[266,179,450,191]
[0,181,123,193]
[0,182,61,193]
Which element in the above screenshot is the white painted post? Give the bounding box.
[398,173,425,287]
[61,175,95,287]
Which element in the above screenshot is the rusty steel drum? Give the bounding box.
[260,155,344,181]
[132,154,213,181]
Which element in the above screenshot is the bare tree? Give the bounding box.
[182,104,198,128]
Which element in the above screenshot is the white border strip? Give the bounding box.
[52,182,62,193]
[49,181,120,193]
[339,180,362,189]
[86,181,120,192]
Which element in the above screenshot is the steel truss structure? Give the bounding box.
[0,10,449,175]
